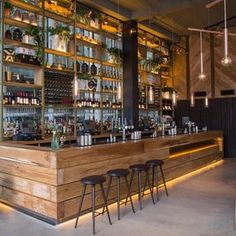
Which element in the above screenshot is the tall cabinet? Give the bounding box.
[0,0,123,140]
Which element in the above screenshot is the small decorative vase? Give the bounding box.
[90,63,97,75]
[13,28,23,41]
[5,29,12,39]
[51,131,60,150]
[81,61,89,74]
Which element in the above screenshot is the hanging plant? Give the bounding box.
[148,55,164,72]
[48,24,72,42]
[107,47,123,64]
[24,26,43,58]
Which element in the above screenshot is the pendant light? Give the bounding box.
[221,0,232,66]
[190,93,195,107]
[172,90,177,106]
[198,31,206,80]
[205,95,209,108]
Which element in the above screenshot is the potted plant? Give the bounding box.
[4,2,13,18]
[24,26,43,59]
[107,47,123,64]
[76,7,101,28]
[48,24,72,52]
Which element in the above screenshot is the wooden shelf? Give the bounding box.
[76,55,100,64]
[44,10,73,24]
[4,18,42,30]
[76,22,100,33]
[76,37,102,48]
[139,69,159,76]
[3,104,41,109]
[4,38,36,49]
[44,67,74,73]
[45,104,74,109]
[45,48,74,58]
[4,61,43,70]
[102,61,120,67]
[102,77,122,82]
[3,82,42,89]
[8,0,42,14]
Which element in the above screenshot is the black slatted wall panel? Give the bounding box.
[175,98,236,158]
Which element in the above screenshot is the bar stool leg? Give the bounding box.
[91,185,96,235]
[100,183,112,225]
[117,177,121,220]
[146,170,155,205]
[125,170,134,205]
[138,171,142,210]
[155,165,160,201]
[75,184,87,228]
[124,176,135,213]
[102,176,112,214]
[152,166,155,192]
[160,165,168,196]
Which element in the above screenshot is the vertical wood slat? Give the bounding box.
[176,97,236,158]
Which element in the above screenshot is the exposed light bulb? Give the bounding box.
[198,72,207,80]
[205,96,209,108]
[190,93,195,107]
[149,86,154,104]
[172,91,177,106]
[221,56,232,66]
[74,76,78,98]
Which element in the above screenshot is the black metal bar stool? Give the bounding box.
[103,168,135,220]
[75,175,112,234]
[127,164,155,210]
[145,159,168,201]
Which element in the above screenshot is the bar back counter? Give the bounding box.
[0,131,223,224]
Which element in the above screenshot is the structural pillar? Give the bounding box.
[123,20,139,128]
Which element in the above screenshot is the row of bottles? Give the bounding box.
[75,98,122,109]
[3,91,40,106]
[77,61,122,80]
[76,98,101,108]
[102,81,119,93]
[44,119,74,135]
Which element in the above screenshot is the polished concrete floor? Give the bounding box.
[0,159,236,236]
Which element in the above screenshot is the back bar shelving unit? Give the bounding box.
[0,0,124,141]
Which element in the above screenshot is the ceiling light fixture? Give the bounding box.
[198,31,206,80]
[221,0,232,66]
[190,93,195,107]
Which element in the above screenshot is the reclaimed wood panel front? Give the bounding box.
[0,131,223,224]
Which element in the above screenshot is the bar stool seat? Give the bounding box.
[75,174,112,234]
[81,175,106,185]
[107,168,129,177]
[129,164,148,171]
[146,159,164,166]
[104,168,135,220]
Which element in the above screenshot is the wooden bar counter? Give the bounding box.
[0,131,223,224]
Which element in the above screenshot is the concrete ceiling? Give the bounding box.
[79,0,236,40]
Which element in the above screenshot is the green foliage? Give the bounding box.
[48,24,72,41]
[76,7,102,25]
[77,73,92,80]
[4,2,12,9]
[107,48,123,62]
[24,26,43,58]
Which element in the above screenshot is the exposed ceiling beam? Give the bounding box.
[131,0,206,20]
[78,0,131,21]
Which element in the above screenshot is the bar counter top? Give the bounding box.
[0,131,223,224]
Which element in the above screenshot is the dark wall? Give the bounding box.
[175,98,236,158]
